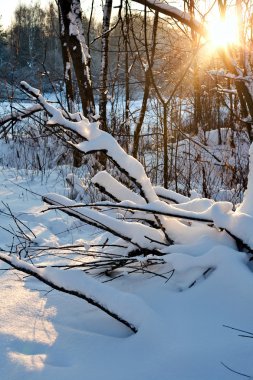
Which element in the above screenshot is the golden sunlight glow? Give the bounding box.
[207,14,239,50]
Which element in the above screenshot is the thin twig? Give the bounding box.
[221,362,251,378]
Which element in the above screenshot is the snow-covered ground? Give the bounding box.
[0,166,253,380]
[0,87,253,379]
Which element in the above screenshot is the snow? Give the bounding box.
[238,143,253,215]
[19,83,184,242]
[20,81,40,97]
[0,104,42,124]
[154,185,190,204]
[0,251,146,333]
[0,166,253,380]
[91,170,146,204]
[43,192,166,249]
[1,84,253,379]
[65,62,71,80]
[66,173,86,201]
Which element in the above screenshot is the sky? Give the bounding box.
[0,0,104,29]
[0,0,49,28]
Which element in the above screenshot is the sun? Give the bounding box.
[207,14,239,49]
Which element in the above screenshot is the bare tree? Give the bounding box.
[57,0,95,117]
[132,11,158,158]
[99,0,114,131]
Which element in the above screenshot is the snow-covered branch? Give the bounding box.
[42,193,166,251]
[154,186,190,204]
[91,172,190,205]
[44,198,253,254]
[20,81,183,245]
[0,251,143,333]
[91,171,146,204]
[17,83,253,256]
[60,199,215,222]
[133,0,206,36]
[0,104,43,127]
[0,102,87,132]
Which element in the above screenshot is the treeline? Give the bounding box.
[0,2,100,97]
[0,2,198,101]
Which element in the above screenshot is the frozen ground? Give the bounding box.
[0,166,253,380]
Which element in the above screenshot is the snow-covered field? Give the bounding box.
[0,165,253,380]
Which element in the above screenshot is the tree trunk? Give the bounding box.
[59,31,75,113]
[99,0,113,132]
[123,5,130,153]
[132,11,158,158]
[163,105,169,189]
[58,0,95,118]
[188,0,201,134]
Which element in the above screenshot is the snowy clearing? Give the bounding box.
[0,167,253,380]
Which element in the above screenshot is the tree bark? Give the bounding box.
[58,0,95,118]
[132,11,158,158]
[163,106,169,189]
[99,0,113,132]
[59,30,75,113]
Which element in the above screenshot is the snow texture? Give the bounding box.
[1,81,253,380]
[0,165,253,380]
[238,143,253,215]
